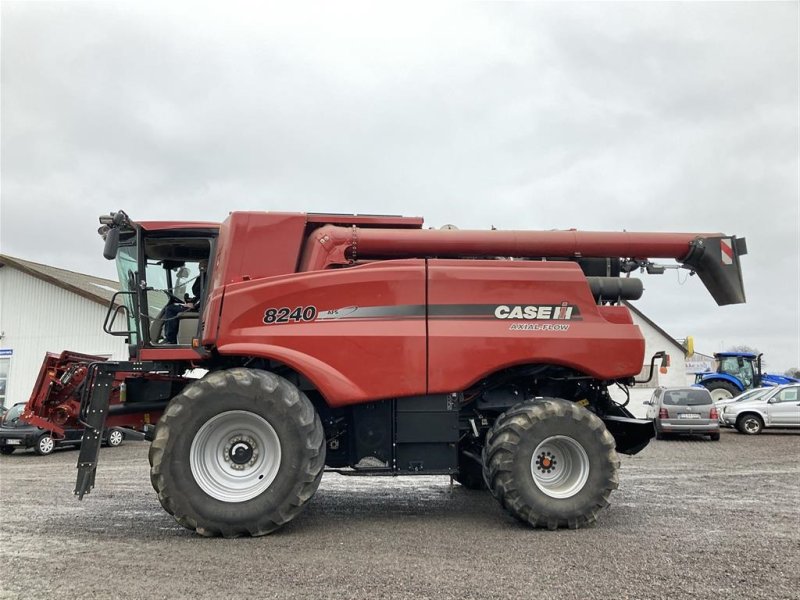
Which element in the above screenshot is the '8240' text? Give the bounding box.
[263,306,318,325]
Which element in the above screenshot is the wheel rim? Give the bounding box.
[530,435,590,499]
[190,410,282,503]
[39,437,54,454]
[709,388,733,402]
[743,417,760,434]
[109,430,123,446]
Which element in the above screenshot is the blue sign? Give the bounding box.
[0,349,13,357]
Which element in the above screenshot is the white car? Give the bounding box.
[720,384,800,434]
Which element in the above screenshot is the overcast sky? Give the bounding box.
[1,2,798,371]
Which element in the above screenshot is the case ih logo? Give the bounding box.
[494,303,581,320]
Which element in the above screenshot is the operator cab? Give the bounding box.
[715,354,756,388]
[142,242,211,346]
[99,211,218,354]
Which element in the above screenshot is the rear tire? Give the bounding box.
[0,446,15,455]
[737,414,763,435]
[34,434,55,456]
[703,381,740,403]
[709,432,721,441]
[483,398,619,530]
[149,368,325,537]
[107,428,124,447]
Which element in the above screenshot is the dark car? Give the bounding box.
[0,403,125,455]
[643,387,720,440]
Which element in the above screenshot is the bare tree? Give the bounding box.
[784,368,800,379]
[726,345,760,355]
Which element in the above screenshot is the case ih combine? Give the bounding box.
[56,210,747,536]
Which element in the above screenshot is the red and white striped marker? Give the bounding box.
[721,238,734,265]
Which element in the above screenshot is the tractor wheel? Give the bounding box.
[149,368,325,537]
[483,398,619,530]
[737,414,763,435]
[106,428,124,447]
[454,450,487,490]
[35,434,55,456]
[0,446,15,455]
[703,381,740,403]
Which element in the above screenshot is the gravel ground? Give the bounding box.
[1,429,798,600]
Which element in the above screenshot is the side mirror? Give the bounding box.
[103,228,120,260]
[643,400,651,405]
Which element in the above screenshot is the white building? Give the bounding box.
[611,302,689,417]
[0,255,127,408]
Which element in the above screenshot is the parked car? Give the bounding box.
[643,387,720,440]
[720,384,800,434]
[0,402,125,455]
[715,387,771,426]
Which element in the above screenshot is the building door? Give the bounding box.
[0,357,10,408]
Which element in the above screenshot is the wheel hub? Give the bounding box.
[225,436,258,469]
[530,435,590,499]
[535,452,558,474]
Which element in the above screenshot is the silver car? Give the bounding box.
[644,387,720,441]
[715,387,770,427]
[720,384,800,434]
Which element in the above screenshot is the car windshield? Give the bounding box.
[663,390,712,406]
[3,404,25,421]
[735,388,769,402]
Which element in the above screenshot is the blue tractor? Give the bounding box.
[696,352,800,402]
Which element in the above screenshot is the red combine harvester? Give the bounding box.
[70,210,746,536]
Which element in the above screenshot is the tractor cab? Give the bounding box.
[696,352,763,402]
[99,211,218,356]
[715,353,759,388]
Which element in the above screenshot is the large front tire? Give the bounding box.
[149,368,326,537]
[483,398,619,530]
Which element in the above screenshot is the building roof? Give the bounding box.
[0,254,120,307]
[623,301,688,356]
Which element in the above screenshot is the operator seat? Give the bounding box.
[149,307,199,345]
[176,313,199,344]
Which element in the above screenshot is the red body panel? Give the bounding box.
[213,257,643,406]
[216,260,427,407]
[426,260,644,392]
